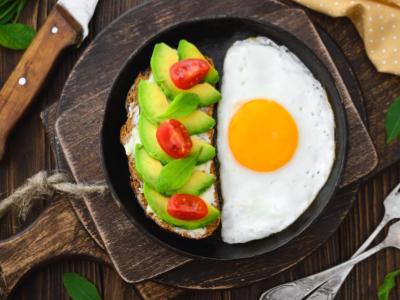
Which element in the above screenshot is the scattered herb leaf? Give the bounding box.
[385,97,400,144]
[378,269,400,300]
[63,272,102,300]
[0,23,35,50]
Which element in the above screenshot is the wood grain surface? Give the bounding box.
[0,0,400,299]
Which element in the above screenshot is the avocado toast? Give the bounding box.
[120,40,221,239]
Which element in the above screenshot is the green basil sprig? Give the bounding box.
[158,93,200,121]
[156,149,202,195]
[157,154,198,195]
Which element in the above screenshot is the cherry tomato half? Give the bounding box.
[156,119,192,159]
[170,58,210,89]
[167,194,208,220]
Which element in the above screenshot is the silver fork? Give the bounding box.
[259,183,400,300]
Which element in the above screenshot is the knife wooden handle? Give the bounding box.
[0,4,82,160]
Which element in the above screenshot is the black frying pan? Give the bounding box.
[101,16,347,260]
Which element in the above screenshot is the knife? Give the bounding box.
[0,0,99,160]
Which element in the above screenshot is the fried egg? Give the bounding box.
[217,37,335,244]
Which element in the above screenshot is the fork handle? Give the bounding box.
[0,4,81,160]
[259,243,385,300]
[306,216,389,299]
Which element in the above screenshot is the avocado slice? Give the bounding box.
[138,115,216,165]
[143,183,220,230]
[178,110,215,135]
[138,80,168,123]
[134,144,162,189]
[177,39,219,85]
[179,171,215,196]
[150,43,221,106]
[191,136,216,163]
[137,80,216,134]
[138,115,172,164]
[135,145,215,195]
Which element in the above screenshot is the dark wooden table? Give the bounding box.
[1,0,400,299]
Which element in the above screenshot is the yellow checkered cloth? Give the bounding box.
[292,0,400,75]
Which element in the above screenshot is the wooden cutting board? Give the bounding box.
[54,0,377,289]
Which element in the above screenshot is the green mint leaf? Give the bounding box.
[63,272,102,300]
[158,93,200,121]
[378,269,400,300]
[0,23,35,49]
[385,97,400,144]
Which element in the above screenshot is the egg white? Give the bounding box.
[218,37,335,244]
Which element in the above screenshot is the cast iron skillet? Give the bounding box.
[101,16,347,260]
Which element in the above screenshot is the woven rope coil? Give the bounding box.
[0,171,108,221]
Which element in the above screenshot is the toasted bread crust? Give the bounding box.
[120,71,220,239]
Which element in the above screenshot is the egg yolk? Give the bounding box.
[228,99,298,172]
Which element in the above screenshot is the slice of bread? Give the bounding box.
[120,70,220,239]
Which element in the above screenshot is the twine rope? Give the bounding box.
[0,171,108,221]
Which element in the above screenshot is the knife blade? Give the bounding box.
[0,0,99,160]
